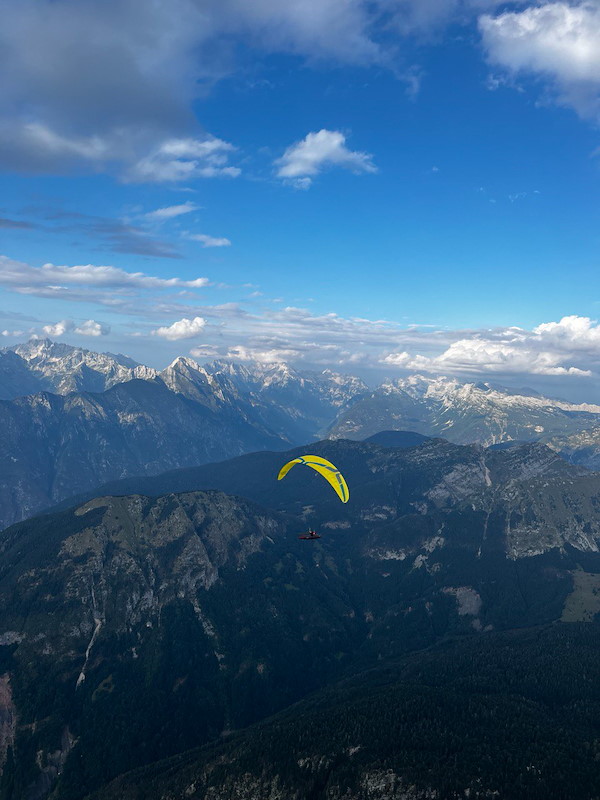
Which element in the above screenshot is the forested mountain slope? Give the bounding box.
[1,438,600,797]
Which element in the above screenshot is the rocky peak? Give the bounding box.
[159,357,222,405]
[161,355,208,382]
[12,337,65,360]
[6,338,158,395]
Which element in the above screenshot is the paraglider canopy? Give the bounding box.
[277,455,349,503]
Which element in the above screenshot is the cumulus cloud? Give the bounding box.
[164,304,423,367]
[0,329,26,337]
[145,201,200,221]
[42,320,73,337]
[0,255,209,292]
[384,315,600,377]
[226,344,307,363]
[75,319,111,336]
[152,316,207,340]
[187,233,232,247]
[276,130,377,187]
[480,2,600,119]
[533,313,600,348]
[49,294,600,388]
[41,318,110,337]
[384,340,590,376]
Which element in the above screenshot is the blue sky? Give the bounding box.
[2,0,600,398]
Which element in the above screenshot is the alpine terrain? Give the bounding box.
[1,437,600,798]
[0,340,366,530]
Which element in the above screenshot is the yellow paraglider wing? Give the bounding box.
[277,455,349,503]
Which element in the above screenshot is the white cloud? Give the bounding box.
[0,329,25,337]
[125,306,600,385]
[0,255,209,292]
[480,2,600,119]
[145,201,199,220]
[384,315,600,377]
[187,233,232,248]
[0,0,537,183]
[276,129,377,186]
[127,137,241,183]
[74,319,111,336]
[41,318,110,337]
[291,177,312,190]
[152,316,207,340]
[0,0,522,177]
[533,314,600,348]
[384,340,590,376]
[42,320,74,337]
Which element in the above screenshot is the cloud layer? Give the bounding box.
[0,256,209,292]
[0,0,387,176]
[1,0,596,179]
[6,256,600,385]
[384,316,600,377]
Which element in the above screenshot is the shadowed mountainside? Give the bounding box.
[87,624,600,800]
[2,439,600,796]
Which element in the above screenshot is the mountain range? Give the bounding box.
[328,374,600,456]
[1,437,600,798]
[2,339,156,397]
[0,341,365,530]
[6,337,600,533]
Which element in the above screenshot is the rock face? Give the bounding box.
[158,357,368,445]
[8,339,600,466]
[2,440,600,798]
